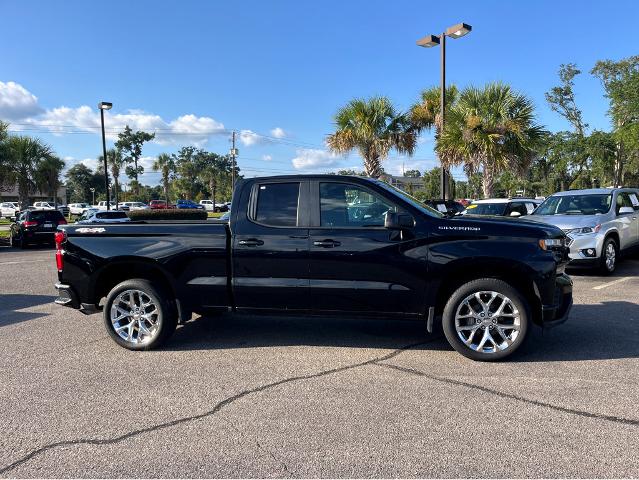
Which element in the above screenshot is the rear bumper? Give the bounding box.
[54,282,100,315]
[541,273,573,329]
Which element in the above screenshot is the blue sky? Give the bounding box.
[1,0,638,186]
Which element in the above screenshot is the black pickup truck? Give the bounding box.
[54,175,573,361]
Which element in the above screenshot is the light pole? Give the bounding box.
[90,187,95,205]
[417,22,472,200]
[98,101,112,210]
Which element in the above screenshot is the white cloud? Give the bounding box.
[291,148,340,170]
[239,129,261,146]
[262,154,272,161]
[0,81,43,120]
[270,127,286,138]
[2,80,226,147]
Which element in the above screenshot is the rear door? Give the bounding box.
[619,191,639,248]
[231,180,311,312]
[308,180,427,316]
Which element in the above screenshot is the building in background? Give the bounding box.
[0,184,67,205]
[379,174,425,194]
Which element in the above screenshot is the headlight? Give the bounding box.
[539,238,565,250]
[567,225,601,235]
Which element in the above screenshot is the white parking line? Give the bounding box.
[592,277,632,290]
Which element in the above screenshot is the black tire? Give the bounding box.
[598,237,618,275]
[12,232,27,249]
[103,279,177,351]
[442,278,530,361]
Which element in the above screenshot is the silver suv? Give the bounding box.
[528,188,639,274]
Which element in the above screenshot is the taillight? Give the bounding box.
[24,220,38,227]
[55,230,66,272]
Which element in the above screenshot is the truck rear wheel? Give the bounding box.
[442,278,530,361]
[103,279,177,350]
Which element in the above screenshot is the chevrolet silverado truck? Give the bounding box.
[54,175,573,361]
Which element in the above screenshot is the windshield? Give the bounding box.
[535,194,612,215]
[374,180,444,218]
[465,203,508,216]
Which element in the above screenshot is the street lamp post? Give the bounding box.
[98,101,113,210]
[90,187,95,205]
[417,23,472,200]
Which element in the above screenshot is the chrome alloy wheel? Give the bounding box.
[110,289,160,345]
[454,291,521,354]
[605,242,616,271]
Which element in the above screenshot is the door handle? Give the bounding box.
[313,239,341,248]
[238,238,264,247]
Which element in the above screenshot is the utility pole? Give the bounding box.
[230,131,238,191]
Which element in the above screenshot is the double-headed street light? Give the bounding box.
[417,22,472,200]
[98,101,112,210]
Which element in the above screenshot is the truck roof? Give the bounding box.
[244,174,376,182]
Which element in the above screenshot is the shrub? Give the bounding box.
[127,209,208,221]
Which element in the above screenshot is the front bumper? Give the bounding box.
[566,232,603,261]
[541,273,573,329]
[54,282,100,315]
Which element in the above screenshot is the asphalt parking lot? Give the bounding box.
[0,245,638,478]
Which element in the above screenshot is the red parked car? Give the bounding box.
[149,200,169,209]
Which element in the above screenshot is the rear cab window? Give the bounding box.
[253,182,300,227]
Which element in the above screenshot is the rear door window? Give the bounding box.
[254,182,300,227]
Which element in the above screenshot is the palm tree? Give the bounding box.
[437,83,546,198]
[152,153,175,204]
[99,148,124,207]
[35,155,65,207]
[410,85,459,133]
[327,97,417,178]
[5,135,53,208]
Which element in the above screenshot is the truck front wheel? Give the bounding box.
[442,278,530,361]
[103,279,177,350]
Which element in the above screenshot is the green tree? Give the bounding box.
[0,121,10,188]
[152,153,176,204]
[4,135,53,208]
[173,146,201,200]
[327,97,418,178]
[403,169,421,178]
[99,148,124,207]
[437,83,546,198]
[591,55,639,186]
[35,155,65,207]
[115,125,155,194]
[65,163,106,203]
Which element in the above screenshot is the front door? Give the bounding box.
[232,180,310,312]
[308,180,427,316]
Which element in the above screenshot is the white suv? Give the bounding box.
[1,202,20,219]
[528,188,639,274]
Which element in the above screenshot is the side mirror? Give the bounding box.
[618,206,634,215]
[385,212,415,229]
[509,211,522,217]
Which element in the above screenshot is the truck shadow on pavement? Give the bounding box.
[0,294,56,327]
[166,300,639,362]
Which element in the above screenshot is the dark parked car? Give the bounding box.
[462,198,542,217]
[423,199,465,216]
[10,209,67,248]
[175,199,205,210]
[54,175,572,361]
